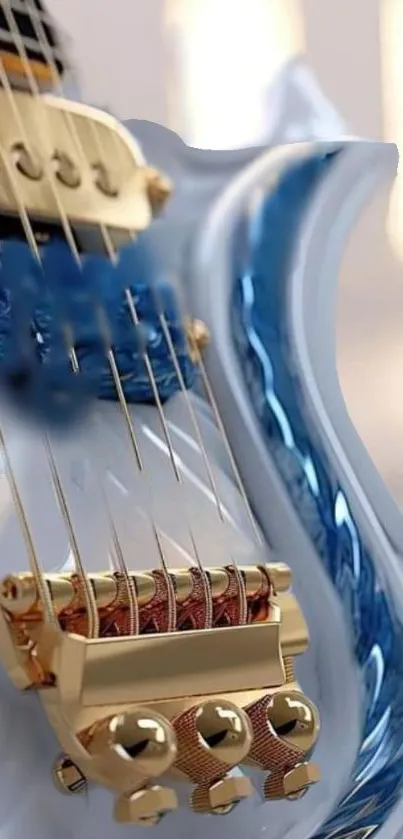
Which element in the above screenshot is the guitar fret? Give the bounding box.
[0,0,52,23]
[0,26,64,61]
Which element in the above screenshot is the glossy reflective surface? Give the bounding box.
[232,152,403,838]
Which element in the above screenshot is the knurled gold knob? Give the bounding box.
[172,699,252,785]
[84,707,177,792]
[243,691,320,800]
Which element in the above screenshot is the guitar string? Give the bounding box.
[0,5,100,637]
[6,1,261,628]
[27,3,221,627]
[0,0,252,543]
[34,7,251,623]
[0,2,153,632]
[0,2,135,636]
[0,2,152,636]
[4,0,212,629]
[183,319,262,544]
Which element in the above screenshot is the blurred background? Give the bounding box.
[48,0,403,508]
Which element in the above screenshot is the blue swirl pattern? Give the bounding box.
[0,238,194,425]
[231,152,403,839]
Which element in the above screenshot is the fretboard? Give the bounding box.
[0,0,64,79]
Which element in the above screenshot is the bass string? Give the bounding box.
[21,2,175,631]
[186,330,263,545]
[23,0,208,628]
[1,2,146,637]
[85,83,260,550]
[69,70,248,622]
[30,2,258,626]
[0,1,100,635]
[29,7,218,628]
[0,424,55,622]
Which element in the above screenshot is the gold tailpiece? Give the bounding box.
[0,562,320,825]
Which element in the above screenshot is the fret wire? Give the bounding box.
[0,27,64,61]
[0,0,52,22]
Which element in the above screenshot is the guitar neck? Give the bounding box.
[0,0,64,89]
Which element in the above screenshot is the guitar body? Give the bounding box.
[1,133,400,839]
[188,137,403,839]
[0,4,400,839]
[0,394,274,839]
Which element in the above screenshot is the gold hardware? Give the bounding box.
[191,776,252,815]
[243,691,320,801]
[114,786,178,825]
[186,318,211,363]
[84,708,178,791]
[1,573,75,616]
[0,89,154,232]
[0,570,157,619]
[38,618,285,709]
[172,699,253,815]
[207,567,229,598]
[0,556,318,818]
[173,699,252,775]
[0,564,293,625]
[144,165,172,214]
[89,574,119,609]
[11,141,43,180]
[265,691,319,753]
[52,150,81,189]
[267,761,320,801]
[53,754,87,795]
[92,161,119,198]
[170,569,194,603]
[134,572,157,605]
[268,563,292,593]
[284,656,295,683]
[278,591,310,656]
[194,700,252,761]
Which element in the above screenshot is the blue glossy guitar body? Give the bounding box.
[0,102,401,839]
[188,138,402,839]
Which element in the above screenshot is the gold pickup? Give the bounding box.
[0,89,171,233]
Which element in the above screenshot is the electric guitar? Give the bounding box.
[0,3,320,839]
[0,5,399,839]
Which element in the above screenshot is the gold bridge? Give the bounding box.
[0,562,320,825]
[0,87,171,234]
